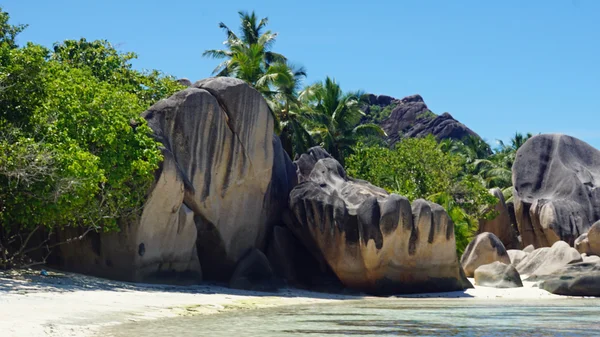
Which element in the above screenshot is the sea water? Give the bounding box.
[102,298,600,336]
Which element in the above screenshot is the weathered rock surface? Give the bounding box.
[374,94,483,146]
[56,78,295,283]
[478,188,521,249]
[460,233,511,277]
[582,254,600,263]
[538,262,600,297]
[55,151,202,283]
[474,262,523,288]
[575,221,600,256]
[229,248,277,291]
[284,147,472,295]
[517,241,582,278]
[507,249,529,267]
[513,134,600,248]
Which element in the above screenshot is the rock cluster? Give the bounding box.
[374,94,483,146]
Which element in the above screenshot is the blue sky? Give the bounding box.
[4,0,600,148]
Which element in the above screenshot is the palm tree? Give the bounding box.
[202,11,286,86]
[300,77,385,164]
[472,132,533,189]
[257,62,315,157]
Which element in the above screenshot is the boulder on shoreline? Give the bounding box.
[55,78,296,283]
[284,147,472,295]
[539,262,600,297]
[474,261,523,288]
[460,233,511,277]
[513,134,600,248]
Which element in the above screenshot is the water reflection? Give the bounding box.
[102,298,600,337]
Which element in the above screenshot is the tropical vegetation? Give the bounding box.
[0,10,182,268]
[0,7,535,266]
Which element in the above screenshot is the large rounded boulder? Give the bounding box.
[55,78,295,282]
[460,232,511,277]
[512,134,600,248]
[284,147,472,295]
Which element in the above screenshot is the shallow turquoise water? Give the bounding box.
[103,298,600,336]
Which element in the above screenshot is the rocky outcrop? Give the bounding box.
[513,134,600,248]
[460,233,511,277]
[517,241,582,278]
[478,188,521,249]
[538,262,600,297]
[474,262,523,288]
[374,94,483,146]
[284,147,472,295]
[575,221,600,256]
[55,78,295,283]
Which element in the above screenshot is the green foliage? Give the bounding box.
[203,11,286,86]
[0,10,182,267]
[346,136,497,254]
[415,109,436,121]
[0,7,27,49]
[300,77,385,164]
[363,102,397,124]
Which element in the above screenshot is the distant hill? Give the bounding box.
[362,94,483,146]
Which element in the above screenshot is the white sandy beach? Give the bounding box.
[0,269,564,337]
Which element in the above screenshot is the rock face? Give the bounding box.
[575,221,600,256]
[284,147,472,295]
[539,262,600,297]
[513,134,600,248]
[474,262,523,288]
[460,233,511,277]
[56,78,295,283]
[375,94,483,146]
[516,241,582,278]
[478,188,521,250]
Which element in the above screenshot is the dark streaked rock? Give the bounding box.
[460,232,511,277]
[513,134,600,248]
[285,147,471,295]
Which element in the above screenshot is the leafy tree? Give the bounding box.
[0,7,26,49]
[300,77,385,164]
[346,136,497,254]
[51,38,182,107]
[0,10,182,268]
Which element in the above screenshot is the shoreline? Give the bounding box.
[0,269,575,337]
